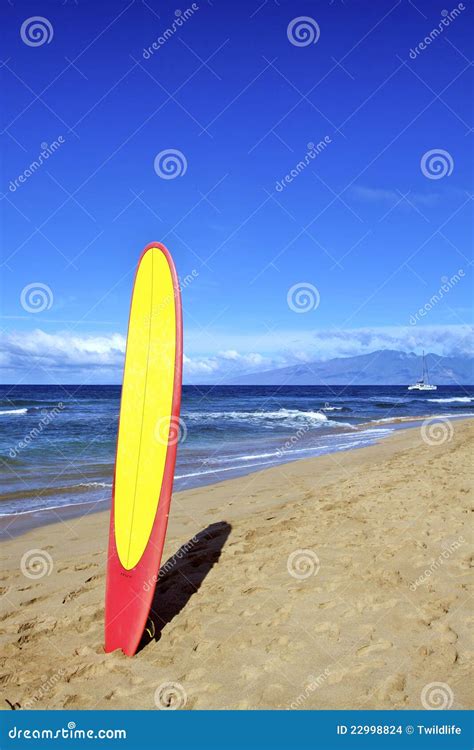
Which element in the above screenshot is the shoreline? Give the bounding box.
[1,418,472,709]
[1,413,472,541]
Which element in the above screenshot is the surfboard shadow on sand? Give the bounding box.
[137,521,231,652]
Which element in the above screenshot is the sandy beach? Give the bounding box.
[0,419,472,711]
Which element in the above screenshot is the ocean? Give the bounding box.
[1,384,473,522]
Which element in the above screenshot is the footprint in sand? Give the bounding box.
[66,661,130,682]
[261,683,285,705]
[268,604,292,627]
[17,621,34,633]
[62,694,83,707]
[62,590,82,604]
[84,574,101,584]
[240,664,261,681]
[20,595,47,607]
[356,639,393,657]
[313,621,340,640]
[241,585,266,595]
[375,673,408,704]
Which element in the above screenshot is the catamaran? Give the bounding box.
[408,351,437,391]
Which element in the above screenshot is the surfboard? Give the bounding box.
[104,243,183,656]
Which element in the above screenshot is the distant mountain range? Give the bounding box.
[228,350,473,386]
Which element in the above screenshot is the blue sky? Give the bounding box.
[1,0,472,383]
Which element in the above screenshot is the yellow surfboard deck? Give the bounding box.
[114,247,177,570]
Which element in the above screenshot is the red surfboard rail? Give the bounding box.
[104,242,183,656]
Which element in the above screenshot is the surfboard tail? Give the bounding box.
[105,499,171,656]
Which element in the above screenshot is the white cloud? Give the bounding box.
[1,330,125,380]
[1,325,472,383]
[182,353,219,376]
[186,324,473,357]
[183,325,473,381]
[351,185,439,207]
[183,350,270,380]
